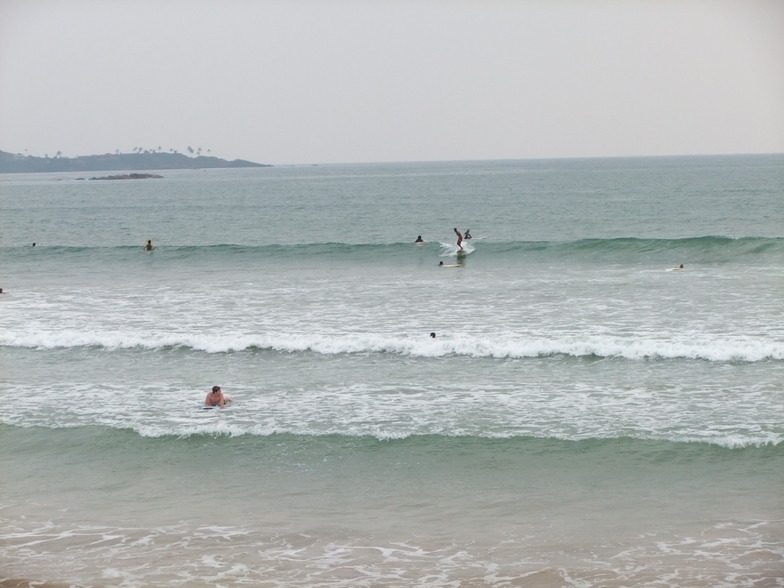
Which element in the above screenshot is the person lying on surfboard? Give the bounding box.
[415,235,425,244]
[204,385,233,408]
[453,228,464,251]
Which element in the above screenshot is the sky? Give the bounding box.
[1,0,782,165]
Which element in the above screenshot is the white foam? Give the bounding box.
[2,329,782,362]
[2,520,781,588]
[2,375,781,448]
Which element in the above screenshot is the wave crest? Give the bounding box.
[2,235,782,262]
[3,330,781,362]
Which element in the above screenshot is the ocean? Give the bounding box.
[1,154,783,587]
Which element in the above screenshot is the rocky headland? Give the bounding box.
[87,173,164,180]
[0,149,270,173]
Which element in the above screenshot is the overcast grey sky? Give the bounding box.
[1,0,782,165]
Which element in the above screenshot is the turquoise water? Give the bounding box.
[1,155,783,586]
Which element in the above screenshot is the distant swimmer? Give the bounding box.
[463,229,472,240]
[453,228,464,251]
[204,385,232,408]
[415,235,425,244]
[0,288,4,294]
[430,332,436,338]
[144,239,155,251]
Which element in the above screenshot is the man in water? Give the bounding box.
[463,229,472,240]
[415,235,425,244]
[453,228,464,251]
[204,385,232,408]
[144,239,154,251]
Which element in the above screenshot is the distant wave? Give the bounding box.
[3,330,782,362]
[2,236,781,262]
[497,236,784,263]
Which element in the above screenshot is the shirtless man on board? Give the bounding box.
[204,385,233,408]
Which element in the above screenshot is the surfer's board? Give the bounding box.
[202,400,233,410]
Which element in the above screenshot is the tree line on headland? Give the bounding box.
[0,148,270,173]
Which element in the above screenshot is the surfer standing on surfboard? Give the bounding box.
[453,228,464,251]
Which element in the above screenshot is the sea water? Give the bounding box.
[1,155,783,587]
